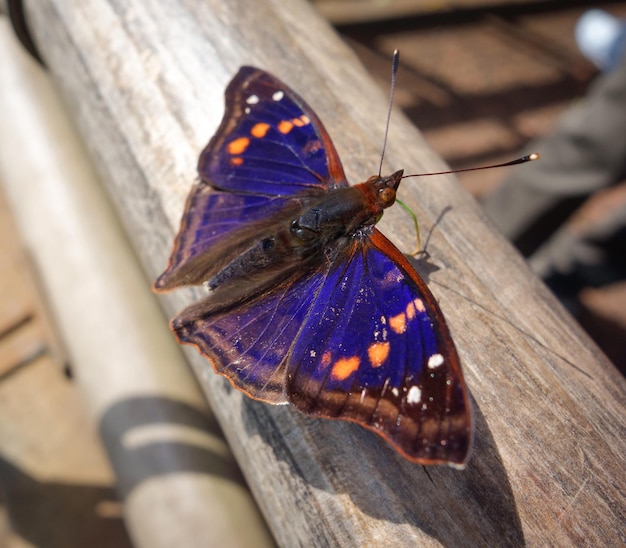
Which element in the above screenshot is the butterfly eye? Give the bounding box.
[378,187,396,207]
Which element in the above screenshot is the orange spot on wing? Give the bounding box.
[406,300,417,321]
[292,115,310,127]
[368,342,390,367]
[250,122,270,138]
[320,351,332,369]
[227,137,249,155]
[230,157,244,166]
[331,356,360,381]
[389,312,407,334]
[278,120,293,134]
[405,298,426,324]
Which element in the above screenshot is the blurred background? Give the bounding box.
[322,1,626,374]
[1,1,625,546]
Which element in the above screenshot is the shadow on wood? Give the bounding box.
[242,397,524,545]
[0,458,132,548]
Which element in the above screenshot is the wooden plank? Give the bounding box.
[0,18,273,548]
[313,0,547,25]
[21,0,626,545]
[0,162,130,546]
[0,178,60,380]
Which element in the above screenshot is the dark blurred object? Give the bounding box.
[482,10,626,374]
[7,0,45,65]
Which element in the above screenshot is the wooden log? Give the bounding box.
[21,0,626,545]
[0,17,272,548]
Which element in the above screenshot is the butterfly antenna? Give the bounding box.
[378,49,400,177]
[402,153,540,179]
[399,152,539,256]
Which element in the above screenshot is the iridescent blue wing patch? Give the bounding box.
[170,260,329,404]
[170,228,471,465]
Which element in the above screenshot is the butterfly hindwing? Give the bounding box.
[170,258,332,404]
[153,186,302,290]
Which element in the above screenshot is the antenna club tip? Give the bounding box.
[529,152,540,161]
[392,49,400,67]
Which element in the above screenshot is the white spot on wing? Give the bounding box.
[391,387,399,397]
[246,94,259,104]
[407,385,421,405]
[381,378,390,396]
[428,353,444,369]
[272,90,284,101]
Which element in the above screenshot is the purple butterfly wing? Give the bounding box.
[170,262,329,404]
[155,67,348,292]
[199,66,348,195]
[286,230,472,465]
[171,228,471,465]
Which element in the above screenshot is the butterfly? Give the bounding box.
[153,66,473,467]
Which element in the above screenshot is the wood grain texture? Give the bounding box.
[0,21,273,548]
[22,0,625,545]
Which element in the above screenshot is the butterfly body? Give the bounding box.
[154,67,472,466]
[290,171,403,244]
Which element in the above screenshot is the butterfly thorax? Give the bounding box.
[291,170,404,246]
[177,170,405,312]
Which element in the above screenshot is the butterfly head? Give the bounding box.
[367,169,404,211]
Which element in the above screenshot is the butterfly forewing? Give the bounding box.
[155,67,348,292]
[286,230,471,465]
[199,67,348,195]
